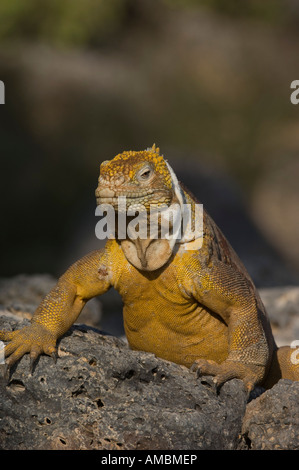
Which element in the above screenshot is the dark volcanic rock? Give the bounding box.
[242,379,299,450]
[2,274,299,452]
[0,316,247,450]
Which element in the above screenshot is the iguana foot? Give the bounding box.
[191,358,264,392]
[0,323,58,378]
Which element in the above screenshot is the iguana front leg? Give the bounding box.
[191,259,272,392]
[0,249,111,374]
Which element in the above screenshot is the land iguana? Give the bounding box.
[1,145,299,391]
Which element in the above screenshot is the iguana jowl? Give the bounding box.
[1,146,299,391]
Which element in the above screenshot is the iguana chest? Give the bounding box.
[110,245,228,367]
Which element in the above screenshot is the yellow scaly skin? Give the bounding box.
[1,146,299,391]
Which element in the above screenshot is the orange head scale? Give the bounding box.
[95,145,175,211]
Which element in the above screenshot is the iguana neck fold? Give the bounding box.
[120,162,203,271]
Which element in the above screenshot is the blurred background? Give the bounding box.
[1,0,299,291]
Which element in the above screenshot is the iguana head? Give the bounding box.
[95,145,175,212]
[95,145,202,271]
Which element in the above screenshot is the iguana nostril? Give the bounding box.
[114,175,125,186]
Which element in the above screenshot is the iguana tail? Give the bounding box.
[263,345,299,389]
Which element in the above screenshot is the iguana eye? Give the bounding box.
[138,168,152,181]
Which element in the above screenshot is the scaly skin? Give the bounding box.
[1,145,299,391]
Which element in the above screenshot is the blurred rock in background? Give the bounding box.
[0,274,102,328]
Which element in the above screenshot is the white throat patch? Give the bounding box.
[165,162,203,247]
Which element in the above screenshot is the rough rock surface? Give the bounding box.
[0,316,248,450]
[1,276,299,451]
[242,380,299,450]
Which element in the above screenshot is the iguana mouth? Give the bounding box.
[96,193,155,208]
[97,193,153,201]
[96,189,172,209]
